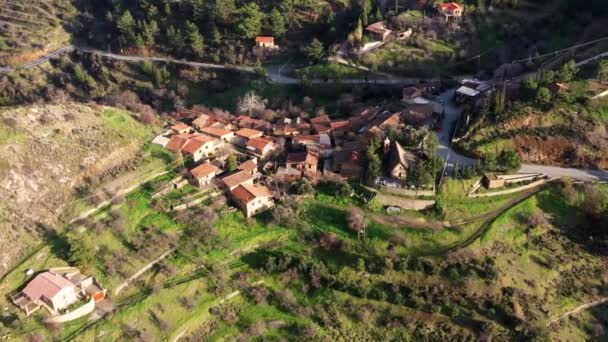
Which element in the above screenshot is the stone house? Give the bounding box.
[230,183,275,217]
[201,126,235,143]
[181,135,223,162]
[234,128,264,146]
[246,137,278,157]
[286,151,319,178]
[190,162,221,188]
[221,170,255,190]
[170,123,192,134]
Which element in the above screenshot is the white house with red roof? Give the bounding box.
[190,162,221,187]
[438,2,463,20]
[246,137,278,158]
[12,271,78,316]
[180,135,223,162]
[230,183,274,217]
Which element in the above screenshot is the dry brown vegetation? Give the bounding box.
[0,103,153,276]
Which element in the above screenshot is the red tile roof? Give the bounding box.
[202,126,233,138]
[181,135,215,154]
[191,162,220,179]
[238,159,258,172]
[192,114,210,128]
[222,170,254,189]
[255,36,274,44]
[293,135,321,144]
[22,272,74,301]
[171,123,191,132]
[247,137,274,152]
[231,184,273,204]
[165,134,195,152]
[236,128,264,139]
[439,2,462,11]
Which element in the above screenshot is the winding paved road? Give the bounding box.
[2,45,607,181]
[436,89,608,182]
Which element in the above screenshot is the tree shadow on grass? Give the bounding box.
[536,186,607,256]
[42,226,70,261]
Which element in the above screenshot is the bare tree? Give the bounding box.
[237,91,267,114]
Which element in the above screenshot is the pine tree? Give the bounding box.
[166,26,184,51]
[116,10,135,42]
[237,2,264,38]
[185,21,205,57]
[270,8,287,37]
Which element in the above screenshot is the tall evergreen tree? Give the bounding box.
[237,2,264,38]
[270,8,287,37]
[185,21,205,57]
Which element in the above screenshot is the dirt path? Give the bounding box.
[371,213,447,231]
[114,248,175,295]
[69,169,169,224]
[423,187,544,256]
[547,297,608,326]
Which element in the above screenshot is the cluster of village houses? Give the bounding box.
[152,84,445,217]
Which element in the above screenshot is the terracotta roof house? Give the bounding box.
[234,128,264,146]
[360,111,401,134]
[181,135,223,162]
[286,151,319,178]
[389,141,418,180]
[192,114,211,130]
[366,21,392,42]
[230,184,274,217]
[330,120,352,137]
[190,162,221,188]
[165,133,196,152]
[272,123,311,136]
[18,271,78,315]
[236,116,272,132]
[170,123,192,134]
[438,2,463,20]
[246,137,278,157]
[236,128,264,139]
[255,36,276,48]
[221,170,255,190]
[238,159,258,175]
[201,126,235,142]
[350,106,381,131]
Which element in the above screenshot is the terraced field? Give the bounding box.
[0,0,75,65]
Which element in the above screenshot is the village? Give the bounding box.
[3,1,608,340]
